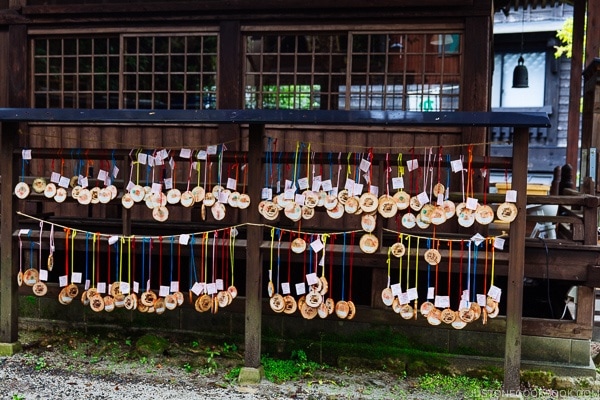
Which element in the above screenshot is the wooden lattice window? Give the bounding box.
[244,32,462,111]
[32,33,218,110]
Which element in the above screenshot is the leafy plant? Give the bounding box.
[418,373,501,399]
[223,342,237,354]
[261,350,325,383]
[11,394,25,400]
[225,366,241,382]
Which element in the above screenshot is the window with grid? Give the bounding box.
[244,32,462,111]
[32,33,218,109]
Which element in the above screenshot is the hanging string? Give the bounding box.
[349,232,355,301]
[472,242,479,303]
[341,232,347,301]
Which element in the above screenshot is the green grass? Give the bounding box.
[262,349,326,383]
[418,373,502,399]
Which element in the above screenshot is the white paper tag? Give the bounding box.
[80,176,89,188]
[284,188,295,200]
[218,191,229,203]
[295,193,305,206]
[353,183,364,197]
[466,197,479,210]
[50,171,61,184]
[295,282,306,296]
[369,185,379,196]
[391,283,402,297]
[462,289,470,301]
[437,193,444,206]
[97,169,108,182]
[262,187,273,200]
[310,237,324,253]
[399,291,410,305]
[227,177,237,190]
[85,279,90,290]
[39,269,48,282]
[451,159,463,172]
[159,285,170,297]
[477,293,486,307]
[206,282,217,295]
[164,177,173,190]
[359,158,371,172]
[321,179,333,192]
[59,275,68,287]
[112,165,120,178]
[71,272,82,284]
[147,155,155,167]
[207,145,218,155]
[427,287,435,300]
[392,176,404,190]
[297,177,309,190]
[281,282,290,295]
[417,191,429,205]
[216,279,224,291]
[493,237,505,250]
[196,150,207,160]
[58,176,70,188]
[179,234,190,246]
[19,229,30,236]
[311,177,321,192]
[471,233,485,246]
[170,281,179,292]
[505,190,517,203]
[435,295,450,309]
[459,299,469,310]
[137,153,147,165]
[488,285,502,302]
[133,281,140,294]
[407,287,418,301]
[120,281,130,295]
[97,282,106,294]
[191,282,203,296]
[126,181,135,191]
[406,159,419,172]
[151,182,162,195]
[306,272,319,286]
[344,178,355,191]
[22,149,32,160]
[180,148,192,159]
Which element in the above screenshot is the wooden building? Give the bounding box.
[0,0,599,393]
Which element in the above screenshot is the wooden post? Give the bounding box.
[503,126,529,391]
[0,122,19,349]
[244,123,264,369]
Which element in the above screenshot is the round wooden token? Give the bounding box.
[140,290,157,307]
[401,213,416,229]
[283,295,297,314]
[359,192,378,213]
[488,303,499,318]
[324,194,338,210]
[470,302,482,320]
[44,183,57,198]
[442,200,456,219]
[361,213,376,233]
[211,202,226,221]
[433,183,446,197]
[199,294,213,312]
[297,295,306,310]
[430,206,447,225]
[457,209,475,227]
[203,192,216,207]
[238,193,251,209]
[191,186,205,203]
[326,203,344,219]
[113,294,126,308]
[32,178,47,194]
[426,307,442,326]
[451,312,467,329]
[14,182,30,199]
[54,187,67,203]
[284,203,301,221]
[381,287,394,306]
[441,308,456,324]
[180,191,195,207]
[318,276,329,296]
[23,268,39,286]
[166,188,181,205]
[33,281,48,297]
[409,196,422,212]
[424,248,442,265]
[301,302,318,320]
[459,307,475,323]
[17,270,23,287]
[103,295,115,312]
[217,291,231,308]
[301,205,315,220]
[47,253,54,271]
[497,202,518,223]
[107,185,118,200]
[270,293,285,313]
[89,187,100,204]
[347,300,356,320]
[317,302,329,319]
[400,304,414,320]
[420,301,434,316]
[124,294,136,310]
[337,189,349,205]
[98,187,112,204]
[262,201,279,220]
[392,297,402,314]
[311,277,323,294]
[303,191,319,208]
[420,204,434,224]
[335,300,349,319]
[482,308,488,325]
[317,190,327,207]
[58,288,72,305]
[325,298,335,315]
[485,296,496,313]
[227,286,238,300]
[81,290,90,306]
[390,242,406,258]
[267,281,275,298]
[89,293,105,312]
[344,196,359,214]
[71,185,81,199]
[154,298,166,315]
[137,303,148,313]
[228,191,241,208]
[393,191,410,210]
[305,291,323,308]
[377,196,398,218]
[415,213,430,229]
[121,193,134,209]
[66,283,79,298]
[359,234,378,254]
[291,237,306,254]
[475,204,494,225]
[110,281,123,297]
[78,188,92,205]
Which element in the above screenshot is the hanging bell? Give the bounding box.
[512,56,529,88]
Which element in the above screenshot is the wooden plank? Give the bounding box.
[0,122,19,343]
[244,123,264,368]
[503,126,529,392]
[567,0,586,169]
[575,286,594,337]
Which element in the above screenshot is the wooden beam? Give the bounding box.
[566,0,585,171]
[585,0,599,67]
[0,122,19,343]
[244,123,264,368]
[503,126,529,392]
